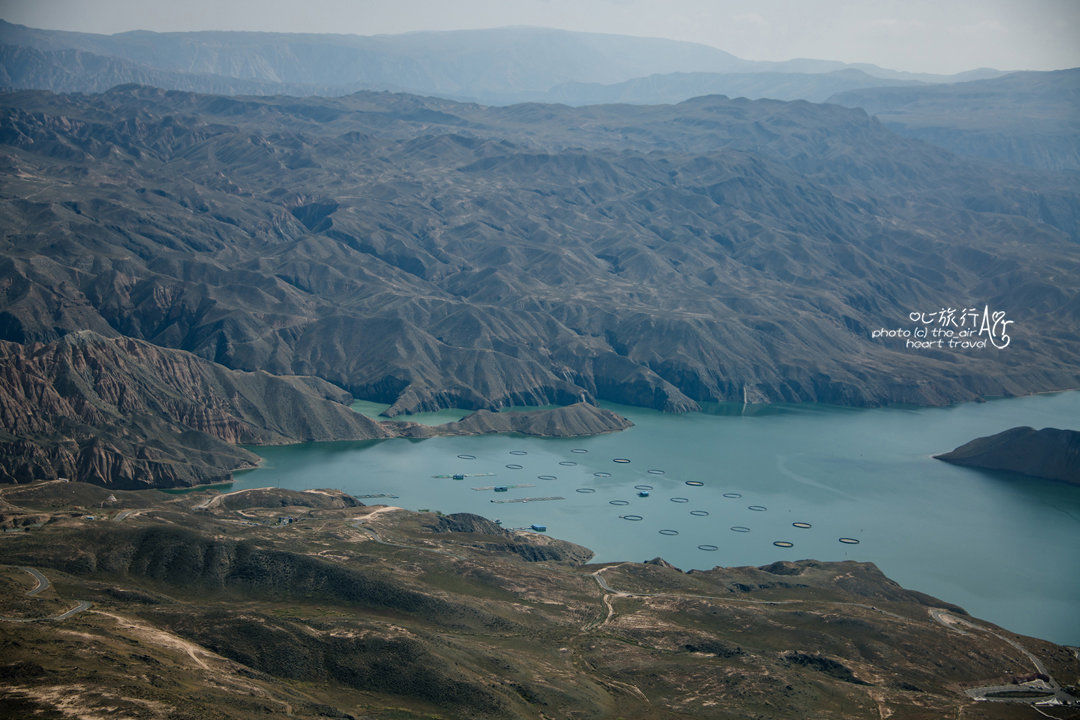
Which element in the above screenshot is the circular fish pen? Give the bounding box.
[537,475,557,481]
[684,480,704,487]
[612,458,631,464]
[792,522,812,529]
[620,514,643,521]
[558,461,578,467]
[575,488,596,494]
[773,541,794,548]
[689,510,709,517]
[697,544,719,551]
[658,529,679,536]
[634,484,654,491]
[838,537,861,545]
[730,526,751,533]
[609,499,630,506]
[593,471,612,478]
[571,448,588,454]
[723,492,742,499]
[509,450,528,456]
[457,454,477,460]
[669,497,689,503]
[647,469,666,475]
[505,464,523,469]
[747,505,767,512]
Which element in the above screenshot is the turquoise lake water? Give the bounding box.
[233,392,1080,645]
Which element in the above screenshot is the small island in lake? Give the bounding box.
[935,426,1080,485]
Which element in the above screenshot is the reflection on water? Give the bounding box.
[234,391,1080,645]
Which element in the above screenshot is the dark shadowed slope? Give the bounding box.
[935,426,1080,485]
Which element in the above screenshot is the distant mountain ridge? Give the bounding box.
[538,68,921,105]
[5,20,1073,170]
[829,69,1080,171]
[0,20,1004,105]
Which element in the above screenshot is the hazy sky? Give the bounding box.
[2,0,1078,74]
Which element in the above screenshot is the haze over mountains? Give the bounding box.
[0,21,1006,104]
[2,20,1076,172]
[1,21,1079,487]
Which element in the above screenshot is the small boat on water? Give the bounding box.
[494,486,508,492]
[638,490,650,497]
[530,524,547,532]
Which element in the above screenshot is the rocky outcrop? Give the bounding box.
[217,488,363,510]
[426,512,507,535]
[426,512,594,565]
[935,426,1080,485]
[431,403,633,438]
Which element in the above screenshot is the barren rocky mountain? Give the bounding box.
[936,426,1080,485]
[1,482,1077,718]
[2,86,1078,423]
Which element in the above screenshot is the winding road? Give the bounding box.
[589,564,915,626]
[929,608,1076,710]
[0,566,92,623]
[588,566,1079,712]
[22,566,49,596]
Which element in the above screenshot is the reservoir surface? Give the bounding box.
[233,391,1080,645]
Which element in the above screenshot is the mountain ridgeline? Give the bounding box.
[1,87,1078,429]
[0,21,1005,104]
[7,20,1079,172]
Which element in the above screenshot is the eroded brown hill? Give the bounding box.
[0,332,631,488]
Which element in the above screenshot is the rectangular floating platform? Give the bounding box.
[432,473,496,478]
[489,496,565,504]
[472,484,536,491]
[354,493,400,499]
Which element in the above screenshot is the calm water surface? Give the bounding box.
[234,392,1080,645]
